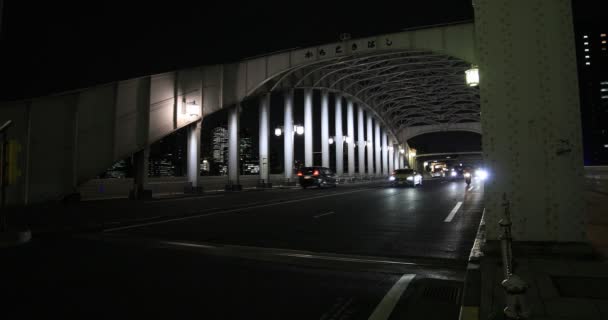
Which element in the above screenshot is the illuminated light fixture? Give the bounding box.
[585,55,590,59]
[584,42,589,45]
[344,135,351,144]
[602,40,607,44]
[184,100,200,117]
[602,34,607,37]
[399,148,405,154]
[423,161,428,167]
[604,144,608,148]
[465,66,479,87]
[295,125,304,135]
[585,48,589,52]
[583,35,588,39]
[328,137,335,144]
[586,62,591,65]
[274,127,283,137]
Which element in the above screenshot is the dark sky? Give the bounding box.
[1,1,477,101]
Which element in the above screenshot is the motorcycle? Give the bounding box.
[464,172,472,186]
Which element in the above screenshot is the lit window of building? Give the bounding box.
[602,40,607,44]
[601,88,608,92]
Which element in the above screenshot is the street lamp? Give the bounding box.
[295,124,304,135]
[274,127,283,137]
[465,65,479,87]
[185,100,200,117]
[328,136,335,144]
[399,148,405,154]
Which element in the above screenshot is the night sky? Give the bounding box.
[0,1,605,161]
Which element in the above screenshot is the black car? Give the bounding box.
[297,166,337,188]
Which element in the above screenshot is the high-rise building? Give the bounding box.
[212,127,228,164]
[576,27,608,165]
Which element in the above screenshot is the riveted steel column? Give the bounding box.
[304,88,313,167]
[357,105,365,175]
[346,99,355,176]
[259,93,270,185]
[374,120,381,176]
[283,90,294,183]
[227,105,240,187]
[474,0,585,241]
[321,90,329,168]
[382,131,388,175]
[366,112,374,176]
[335,94,344,176]
[187,120,201,189]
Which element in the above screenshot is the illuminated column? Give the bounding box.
[374,120,381,176]
[346,99,355,176]
[388,140,394,174]
[284,90,294,182]
[335,94,344,175]
[357,105,365,175]
[475,0,585,242]
[366,112,374,176]
[187,120,201,189]
[227,105,240,188]
[304,88,313,167]
[382,131,388,175]
[321,90,329,168]
[259,93,270,185]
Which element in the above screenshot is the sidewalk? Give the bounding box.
[475,190,608,320]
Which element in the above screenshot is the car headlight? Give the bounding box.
[450,171,457,177]
[406,176,414,181]
[389,176,396,181]
[475,169,488,180]
[464,173,471,178]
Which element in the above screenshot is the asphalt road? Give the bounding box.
[2,177,484,319]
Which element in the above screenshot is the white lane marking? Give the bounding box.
[159,241,418,266]
[474,186,479,191]
[104,187,373,232]
[157,194,224,202]
[313,211,335,218]
[467,186,474,191]
[444,201,463,222]
[104,213,219,232]
[368,274,416,320]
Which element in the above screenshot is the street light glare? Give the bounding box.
[274,128,282,136]
[465,66,479,87]
[295,125,304,135]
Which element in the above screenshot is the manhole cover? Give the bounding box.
[421,286,461,304]
[552,276,608,299]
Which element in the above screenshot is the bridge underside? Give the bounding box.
[257,50,480,137]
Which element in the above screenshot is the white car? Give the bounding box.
[389,169,423,187]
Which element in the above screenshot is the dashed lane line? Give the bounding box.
[444,201,463,222]
[368,274,416,320]
[313,211,335,218]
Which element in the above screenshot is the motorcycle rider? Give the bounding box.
[463,167,472,187]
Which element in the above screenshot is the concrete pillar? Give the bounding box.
[304,89,313,167]
[131,148,150,199]
[187,121,202,192]
[374,120,381,176]
[357,105,365,175]
[284,90,294,182]
[227,105,241,189]
[335,94,343,175]
[366,113,374,176]
[321,90,330,168]
[346,99,355,176]
[259,93,270,186]
[475,0,585,242]
[382,131,388,175]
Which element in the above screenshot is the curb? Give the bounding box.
[0,229,32,248]
[459,209,485,320]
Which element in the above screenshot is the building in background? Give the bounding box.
[212,127,228,168]
[576,26,608,165]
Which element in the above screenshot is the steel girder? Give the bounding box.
[265,50,479,135]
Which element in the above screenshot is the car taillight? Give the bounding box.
[297,171,303,176]
[313,170,319,176]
